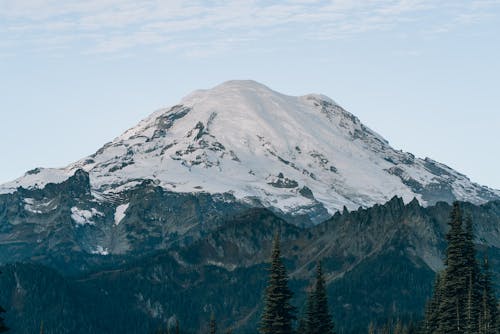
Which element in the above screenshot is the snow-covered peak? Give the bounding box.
[186,79,275,95]
[1,81,498,217]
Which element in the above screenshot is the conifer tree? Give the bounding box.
[381,322,390,334]
[367,321,375,334]
[465,272,475,334]
[423,272,443,334]
[296,313,306,334]
[437,202,468,333]
[0,271,7,333]
[303,262,335,334]
[0,306,7,333]
[304,290,317,334]
[174,319,179,334]
[479,256,499,334]
[464,215,481,334]
[313,263,335,334]
[394,319,403,334]
[259,233,296,334]
[209,312,217,334]
[406,320,418,334]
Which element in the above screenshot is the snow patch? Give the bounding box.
[23,198,57,214]
[0,168,71,194]
[91,245,109,256]
[23,198,35,205]
[70,207,102,226]
[24,206,43,214]
[114,203,129,226]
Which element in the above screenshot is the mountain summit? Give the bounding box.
[1,80,498,220]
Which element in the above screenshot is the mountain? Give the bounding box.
[1,80,498,225]
[1,80,500,333]
[0,171,250,274]
[1,199,500,334]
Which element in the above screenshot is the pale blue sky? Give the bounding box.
[0,0,499,189]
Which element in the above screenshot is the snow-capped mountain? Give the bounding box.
[1,80,498,218]
[1,80,500,333]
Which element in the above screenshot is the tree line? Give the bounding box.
[0,202,498,333]
[256,202,500,334]
[155,233,337,334]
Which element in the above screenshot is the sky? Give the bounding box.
[0,0,499,189]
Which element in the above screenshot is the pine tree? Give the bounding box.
[0,272,7,333]
[303,262,335,334]
[394,319,404,334]
[367,321,375,334]
[464,215,481,334]
[175,319,180,334]
[304,289,316,334]
[381,322,390,334]
[406,320,418,334]
[296,313,306,334]
[479,256,499,334]
[156,323,171,334]
[313,263,335,334]
[259,233,296,334]
[209,312,217,334]
[437,202,468,334]
[0,306,7,334]
[422,272,443,334]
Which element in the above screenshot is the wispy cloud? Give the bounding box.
[0,0,499,56]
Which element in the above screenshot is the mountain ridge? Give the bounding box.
[1,80,498,221]
[2,198,500,333]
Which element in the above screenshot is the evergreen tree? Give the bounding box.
[0,306,7,334]
[312,263,335,334]
[406,320,418,334]
[0,272,7,333]
[296,313,306,334]
[479,256,499,334]
[304,289,317,334]
[422,272,443,334]
[259,233,296,334]
[209,312,217,334]
[394,319,404,334]
[381,322,390,334]
[464,215,481,334]
[303,262,335,334]
[367,321,375,334]
[174,319,180,334]
[437,202,468,334]
[156,323,171,334]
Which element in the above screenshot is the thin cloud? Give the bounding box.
[0,0,499,55]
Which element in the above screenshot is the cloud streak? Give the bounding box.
[0,0,499,56]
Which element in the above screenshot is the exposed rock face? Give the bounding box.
[0,170,250,274]
[1,199,499,334]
